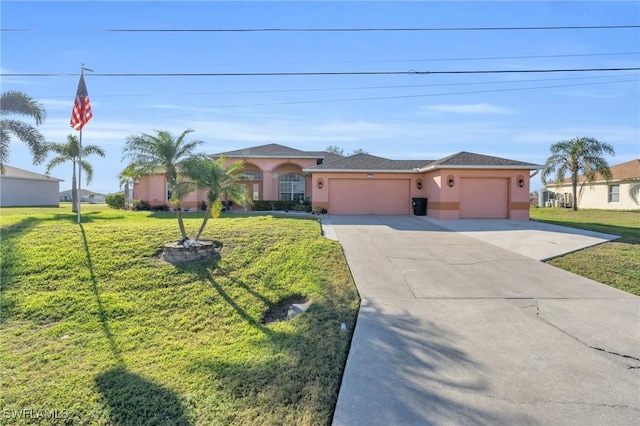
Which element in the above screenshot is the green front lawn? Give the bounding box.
[530,207,640,296]
[0,206,360,425]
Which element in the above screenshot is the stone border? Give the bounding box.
[163,240,222,263]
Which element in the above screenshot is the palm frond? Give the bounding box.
[0,118,48,164]
[0,91,47,124]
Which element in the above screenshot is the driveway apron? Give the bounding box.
[330,215,640,426]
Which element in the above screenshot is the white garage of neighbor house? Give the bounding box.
[0,165,63,207]
[59,189,107,203]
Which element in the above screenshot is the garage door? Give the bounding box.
[328,179,411,214]
[460,178,509,219]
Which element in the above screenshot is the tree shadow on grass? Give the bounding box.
[79,225,192,425]
[95,367,192,426]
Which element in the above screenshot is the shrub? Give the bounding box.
[105,192,125,209]
[152,204,169,211]
[132,200,152,211]
[252,200,311,212]
[200,200,207,211]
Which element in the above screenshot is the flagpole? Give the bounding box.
[73,64,93,224]
[77,126,83,224]
[77,67,84,224]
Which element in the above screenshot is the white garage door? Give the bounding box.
[460,178,509,219]
[328,179,411,214]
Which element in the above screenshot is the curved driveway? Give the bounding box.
[330,215,640,426]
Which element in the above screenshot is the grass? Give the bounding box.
[530,207,640,296]
[0,205,360,425]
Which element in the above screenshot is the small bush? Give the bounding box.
[132,200,152,211]
[252,200,311,212]
[152,204,169,211]
[105,192,125,209]
[200,201,208,211]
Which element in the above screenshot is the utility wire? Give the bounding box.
[104,25,640,32]
[117,78,637,110]
[4,67,640,77]
[36,74,640,99]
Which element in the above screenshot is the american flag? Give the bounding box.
[70,74,93,130]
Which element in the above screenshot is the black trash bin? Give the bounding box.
[412,197,427,216]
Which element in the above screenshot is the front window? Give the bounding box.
[237,171,262,181]
[280,174,305,201]
[609,185,619,202]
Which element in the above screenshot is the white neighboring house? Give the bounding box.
[0,165,64,207]
[59,189,107,203]
[547,159,640,210]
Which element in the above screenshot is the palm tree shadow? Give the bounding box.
[79,225,191,425]
[95,367,192,426]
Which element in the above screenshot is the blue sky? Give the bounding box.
[2,1,639,194]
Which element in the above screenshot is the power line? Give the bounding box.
[194,79,639,108]
[4,67,640,78]
[36,74,640,99]
[104,25,640,32]
[348,52,640,64]
[110,78,636,111]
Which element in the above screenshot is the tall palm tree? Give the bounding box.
[541,136,615,211]
[183,155,249,241]
[45,134,106,212]
[0,91,48,171]
[122,129,203,241]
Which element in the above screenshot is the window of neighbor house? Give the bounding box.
[608,184,619,202]
[280,174,305,201]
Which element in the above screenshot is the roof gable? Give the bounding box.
[215,143,323,158]
[425,151,541,168]
[0,165,64,182]
[307,153,432,171]
[561,159,640,183]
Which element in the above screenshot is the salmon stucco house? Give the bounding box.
[133,143,542,220]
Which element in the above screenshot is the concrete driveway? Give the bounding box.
[329,215,640,426]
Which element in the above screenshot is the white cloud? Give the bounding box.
[422,103,516,114]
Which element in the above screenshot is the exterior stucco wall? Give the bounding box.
[311,172,426,213]
[550,181,640,210]
[133,158,319,209]
[0,177,60,207]
[134,174,168,205]
[423,169,531,220]
[224,158,317,201]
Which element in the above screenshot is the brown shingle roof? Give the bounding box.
[561,159,640,183]
[307,153,432,171]
[214,143,323,158]
[425,151,541,168]
[306,151,345,164]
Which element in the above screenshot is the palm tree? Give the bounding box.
[122,129,203,241]
[118,163,144,210]
[0,91,48,171]
[45,134,106,212]
[541,136,615,211]
[183,155,250,241]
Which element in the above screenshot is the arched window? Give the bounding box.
[280,174,305,201]
[237,171,262,181]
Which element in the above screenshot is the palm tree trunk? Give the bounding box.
[571,173,578,211]
[195,204,213,241]
[175,204,188,241]
[71,160,78,213]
